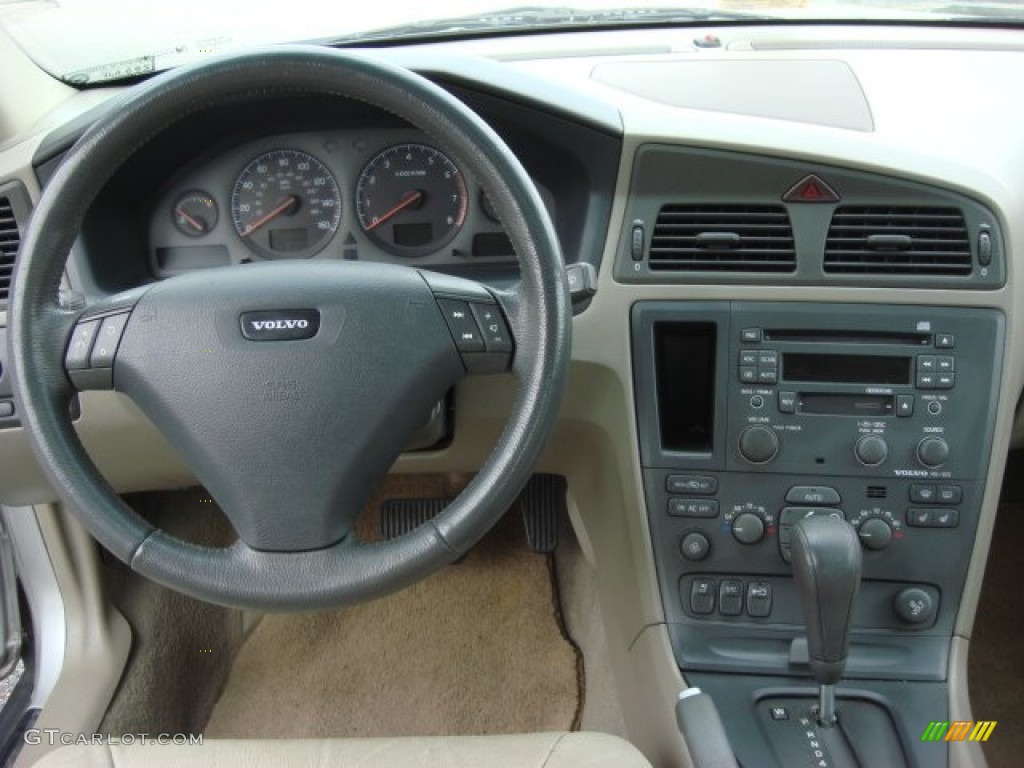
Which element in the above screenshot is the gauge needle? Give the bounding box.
[365,190,423,231]
[239,195,299,237]
[175,208,206,233]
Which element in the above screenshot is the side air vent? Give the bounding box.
[0,193,20,303]
[649,204,796,272]
[824,206,972,275]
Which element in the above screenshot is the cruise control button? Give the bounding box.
[468,303,512,353]
[785,486,841,505]
[65,319,101,370]
[89,313,130,368]
[437,299,485,353]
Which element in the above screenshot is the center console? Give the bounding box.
[632,301,1004,766]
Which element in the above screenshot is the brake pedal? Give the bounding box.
[380,497,452,540]
[519,474,566,553]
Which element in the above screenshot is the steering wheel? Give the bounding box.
[8,47,571,611]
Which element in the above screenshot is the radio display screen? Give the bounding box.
[654,323,716,453]
[783,353,911,385]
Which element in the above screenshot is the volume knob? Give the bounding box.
[738,426,779,464]
[854,435,888,466]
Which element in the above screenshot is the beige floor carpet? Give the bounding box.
[968,503,1024,768]
[205,493,582,738]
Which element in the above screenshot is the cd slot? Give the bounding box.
[763,329,931,346]
[798,393,895,416]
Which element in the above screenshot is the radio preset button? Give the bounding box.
[778,391,797,413]
[917,436,950,468]
[738,426,779,464]
[854,434,889,466]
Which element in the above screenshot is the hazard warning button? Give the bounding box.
[782,174,840,203]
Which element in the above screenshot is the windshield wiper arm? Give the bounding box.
[326,6,770,46]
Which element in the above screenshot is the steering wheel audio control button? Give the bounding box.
[65,319,101,370]
[436,299,485,352]
[90,313,130,368]
[469,303,512,353]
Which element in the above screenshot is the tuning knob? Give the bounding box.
[857,517,893,551]
[854,435,888,466]
[917,437,950,468]
[738,426,778,464]
[732,512,766,545]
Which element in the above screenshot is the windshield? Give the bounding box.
[1,0,1022,85]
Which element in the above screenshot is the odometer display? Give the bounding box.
[355,143,468,257]
[231,149,341,259]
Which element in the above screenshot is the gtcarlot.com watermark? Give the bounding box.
[25,731,203,747]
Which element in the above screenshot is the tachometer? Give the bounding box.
[355,143,468,257]
[231,149,341,259]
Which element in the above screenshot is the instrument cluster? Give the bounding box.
[149,129,548,276]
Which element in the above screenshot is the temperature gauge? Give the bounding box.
[172,191,218,237]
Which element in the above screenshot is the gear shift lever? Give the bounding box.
[790,515,862,727]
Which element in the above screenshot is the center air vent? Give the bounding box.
[824,206,972,275]
[0,193,20,303]
[649,204,795,272]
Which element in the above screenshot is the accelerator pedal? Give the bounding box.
[519,474,567,553]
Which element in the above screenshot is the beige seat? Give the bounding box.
[32,732,653,767]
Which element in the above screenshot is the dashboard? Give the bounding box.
[2,20,1024,768]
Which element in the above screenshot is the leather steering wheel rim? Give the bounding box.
[8,47,571,611]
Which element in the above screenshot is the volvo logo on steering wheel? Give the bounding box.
[240,309,320,341]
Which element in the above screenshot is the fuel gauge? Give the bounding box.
[172,191,218,237]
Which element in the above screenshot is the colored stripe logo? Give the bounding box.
[921,721,997,742]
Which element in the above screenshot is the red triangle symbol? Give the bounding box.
[782,174,839,203]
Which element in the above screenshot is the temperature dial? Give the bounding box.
[732,512,766,545]
[857,517,893,551]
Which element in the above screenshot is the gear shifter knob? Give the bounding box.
[791,515,862,685]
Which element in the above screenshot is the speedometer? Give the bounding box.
[355,143,468,257]
[231,149,341,259]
